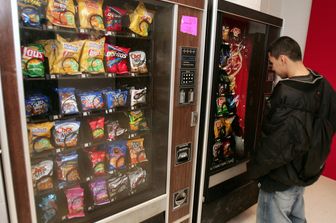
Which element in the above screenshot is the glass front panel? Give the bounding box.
[209,12,267,173]
[17,0,172,222]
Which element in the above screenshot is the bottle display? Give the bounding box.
[17,0,172,222]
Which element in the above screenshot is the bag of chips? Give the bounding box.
[21,44,45,78]
[128,110,148,131]
[104,6,127,32]
[104,89,128,109]
[53,120,80,148]
[18,0,45,28]
[88,117,105,141]
[130,87,147,107]
[107,174,129,201]
[57,152,80,188]
[214,118,225,139]
[128,167,146,191]
[89,178,110,206]
[46,0,76,28]
[78,91,105,111]
[27,122,54,153]
[25,94,49,117]
[129,2,154,37]
[127,138,147,165]
[36,39,57,73]
[105,43,130,74]
[107,141,127,172]
[216,96,229,117]
[106,120,127,141]
[56,88,79,115]
[88,149,106,175]
[80,37,105,73]
[78,0,105,31]
[65,186,85,219]
[38,193,58,223]
[53,35,84,75]
[32,160,54,192]
[129,51,148,73]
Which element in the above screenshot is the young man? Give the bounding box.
[249,36,336,223]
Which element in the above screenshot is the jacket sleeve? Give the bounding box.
[248,86,310,179]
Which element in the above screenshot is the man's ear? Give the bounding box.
[280,55,288,64]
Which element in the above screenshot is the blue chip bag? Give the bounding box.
[107,141,127,172]
[18,0,45,28]
[105,89,128,109]
[78,91,105,112]
[25,94,49,117]
[38,193,58,223]
[56,88,79,115]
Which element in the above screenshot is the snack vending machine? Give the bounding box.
[194,1,282,222]
[0,0,205,222]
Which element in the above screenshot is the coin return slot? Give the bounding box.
[176,143,191,165]
[173,188,189,209]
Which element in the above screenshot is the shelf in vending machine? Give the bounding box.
[19,24,152,41]
[209,157,249,176]
[105,31,152,40]
[23,73,151,81]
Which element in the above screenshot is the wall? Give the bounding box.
[304,0,336,180]
[260,0,312,54]
[225,0,261,11]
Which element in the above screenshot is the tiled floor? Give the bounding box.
[227,176,336,223]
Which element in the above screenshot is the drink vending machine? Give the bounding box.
[0,0,206,222]
[194,1,282,222]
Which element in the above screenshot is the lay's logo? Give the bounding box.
[23,47,44,60]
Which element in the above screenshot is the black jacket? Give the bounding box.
[249,70,336,192]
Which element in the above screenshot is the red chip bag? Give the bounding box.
[105,6,127,32]
[105,43,130,74]
[88,117,105,141]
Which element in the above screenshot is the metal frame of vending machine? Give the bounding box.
[0,0,207,222]
[0,74,17,223]
[194,0,282,222]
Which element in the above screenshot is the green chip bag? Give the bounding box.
[22,44,45,77]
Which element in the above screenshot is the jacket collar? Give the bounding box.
[279,68,323,85]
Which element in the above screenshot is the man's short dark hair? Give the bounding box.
[268,36,302,61]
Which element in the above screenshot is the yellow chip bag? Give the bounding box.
[129,2,154,37]
[80,37,105,74]
[46,0,76,28]
[53,35,84,75]
[27,122,54,153]
[36,40,57,73]
[78,0,105,31]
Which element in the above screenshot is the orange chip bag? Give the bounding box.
[129,2,154,37]
[53,35,84,75]
[78,0,105,31]
[46,0,76,28]
[80,37,105,73]
[127,138,148,165]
